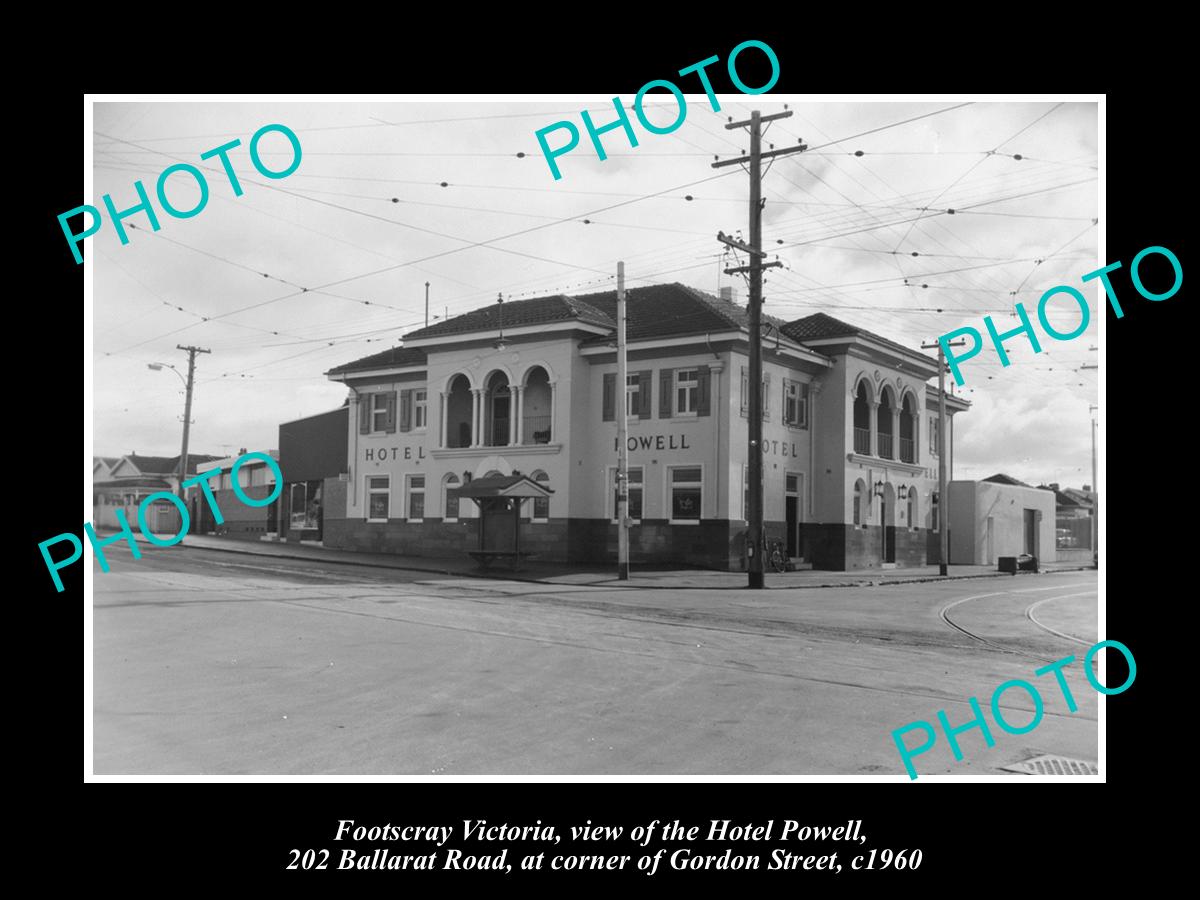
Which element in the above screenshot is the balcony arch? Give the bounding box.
[899,390,919,463]
[444,373,474,448]
[483,369,513,446]
[521,365,554,444]
[877,385,896,460]
[853,382,872,455]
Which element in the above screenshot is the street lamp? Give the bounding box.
[147,359,193,502]
[873,479,885,498]
[148,362,187,388]
[897,484,909,500]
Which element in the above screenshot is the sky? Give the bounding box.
[90,98,1099,487]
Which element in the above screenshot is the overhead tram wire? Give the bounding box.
[890,103,1065,255]
[758,102,1030,321]
[94,129,748,336]
[91,106,630,146]
[91,158,492,297]
[96,103,1063,370]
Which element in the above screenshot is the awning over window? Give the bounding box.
[452,473,554,499]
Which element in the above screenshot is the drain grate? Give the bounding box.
[1001,755,1098,776]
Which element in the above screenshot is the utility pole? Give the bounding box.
[616,262,630,580]
[425,281,430,329]
[175,345,210,501]
[715,111,807,589]
[922,339,966,575]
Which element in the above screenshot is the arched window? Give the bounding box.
[531,470,550,521]
[443,473,460,521]
[853,479,865,526]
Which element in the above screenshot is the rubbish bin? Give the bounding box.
[998,556,1018,574]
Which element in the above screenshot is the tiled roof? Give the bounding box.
[1039,486,1089,507]
[984,473,1046,489]
[781,312,928,361]
[572,283,787,344]
[331,284,782,376]
[95,477,174,490]
[325,345,427,376]
[121,453,223,476]
[403,295,613,341]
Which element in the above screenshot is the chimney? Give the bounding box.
[1049,482,1059,491]
[719,286,738,304]
[238,447,247,456]
[1082,483,1091,492]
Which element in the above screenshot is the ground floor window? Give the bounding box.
[443,473,460,521]
[406,474,425,521]
[531,470,550,521]
[669,465,702,523]
[853,479,865,526]
[367,475,390,522]
[610,466,643,522]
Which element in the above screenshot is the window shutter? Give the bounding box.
[399,389,412,432]
[383,391,397,433]
[602,373,615,421]
[801,381,810,427]
[696,365,711,416]
[638,370,652,419]
[659,369,673,418]
[740,366,748,413]
[358,393,372,434]
[762,373,771,420]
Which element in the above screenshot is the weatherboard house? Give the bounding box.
[322,284,969,571]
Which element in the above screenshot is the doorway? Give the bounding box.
[491,391,510,446]
[785,472,802,559]
[1023,509,1037,556]
[986,516,995,565]
[881,482,897,564]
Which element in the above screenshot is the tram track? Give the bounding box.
[938,581,1096,662]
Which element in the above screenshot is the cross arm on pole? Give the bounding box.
[725,262,783,275]
[717,231,765,257]
[725,110,795,129]
[713,144,808,169]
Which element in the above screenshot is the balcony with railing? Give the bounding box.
[854,427,870,455]
[487,418,509,447]
[878,432,894,460]
[899,437,915,463]
[522,415,552,445]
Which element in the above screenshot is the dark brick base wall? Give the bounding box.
[324,517,571,562]
[799,524,929,570]
[322,517,929,571]
[568,519,740,570]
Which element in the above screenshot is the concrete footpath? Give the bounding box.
[130,531,1094,590]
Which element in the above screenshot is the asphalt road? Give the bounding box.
[91,544,1100,776]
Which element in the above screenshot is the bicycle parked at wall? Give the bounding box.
[765,537,789,573]
[745,535,791,573]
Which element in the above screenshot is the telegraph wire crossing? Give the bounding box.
[89,103,1097,394]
